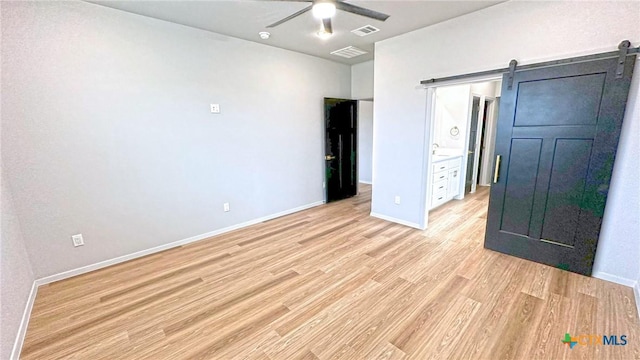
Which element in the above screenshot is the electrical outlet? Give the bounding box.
[72,234,84,247]
[223,202,230,212]
[210,104,220,114]
[394,196,401,205]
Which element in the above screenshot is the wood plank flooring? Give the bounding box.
[21,184,640,359]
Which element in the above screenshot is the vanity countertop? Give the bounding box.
[432,154,462,162]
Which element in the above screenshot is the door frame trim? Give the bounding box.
[465,93,484,195]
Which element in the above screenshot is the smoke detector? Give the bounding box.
[258,31,271,40]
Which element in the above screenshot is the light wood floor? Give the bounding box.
[22,184,640,359]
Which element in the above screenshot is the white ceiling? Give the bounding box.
[88,1,502,65]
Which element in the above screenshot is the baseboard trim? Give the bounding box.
[592,271,637,288]
[359,180,372,185]
[11,281,38,360]
[634,282,640,322]
[370,212,424,230]
[35,200,325,286]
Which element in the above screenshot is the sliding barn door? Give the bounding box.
[484,53,636,276]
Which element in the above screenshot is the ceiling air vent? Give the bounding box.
[330,46,368,59]
[351,25,380,37]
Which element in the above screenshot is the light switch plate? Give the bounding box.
[210,104,220,114]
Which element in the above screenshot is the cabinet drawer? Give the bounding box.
[432,161,449,173]
[431,190,448,208]
[433,170,448,182]
[448,157,462,169]
[433,179,447,194]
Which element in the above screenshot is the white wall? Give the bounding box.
[1,174,35,360]
[494,81,502,97]
[372,0,640,283]
[358,101,373,184]
[433,85,470,151]
[470,82,497,99]
[351,60,374,100]
[1,1,351,279]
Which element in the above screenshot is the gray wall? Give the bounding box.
[357,101,373,184]
[1,173,34,360]
[1,1,351,278]
[592,58,640,283]
[372,0,640,282]
[352,61,374,184]
[351,60,374,100]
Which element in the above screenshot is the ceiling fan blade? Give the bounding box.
[322,18,333,34]
[267,5,313,28]
[335,2,389,22]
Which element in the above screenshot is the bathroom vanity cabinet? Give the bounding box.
[430,155,462,209]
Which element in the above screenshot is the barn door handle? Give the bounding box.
[493,155,501,183]
[325,155,336,161]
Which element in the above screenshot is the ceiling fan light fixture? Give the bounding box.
[316,28,333,39]
[312,2,336,19]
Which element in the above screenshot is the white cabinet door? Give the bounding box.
[447,168,460,198]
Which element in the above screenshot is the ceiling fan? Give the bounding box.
[266,0,390,37]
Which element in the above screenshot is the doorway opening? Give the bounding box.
[324,98,373,214]
[324,98,358,203]
[466,96,498,194]
[422,77,501,228]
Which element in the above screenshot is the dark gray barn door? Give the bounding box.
[484,54,636,276]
